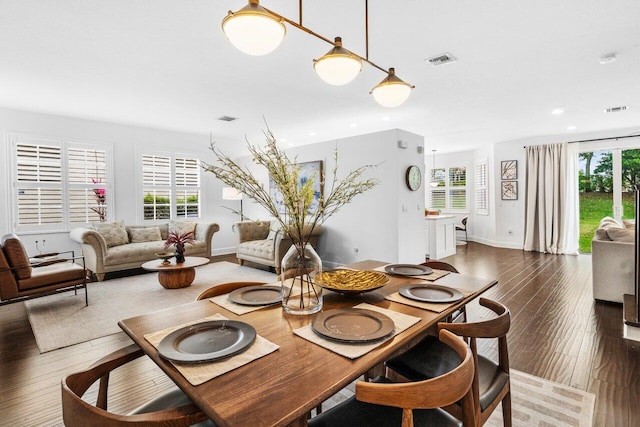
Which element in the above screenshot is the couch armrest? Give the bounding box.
[195,222,220,256]
[592,238,634,303]
[235,221,271,244]
[70,228,107,255]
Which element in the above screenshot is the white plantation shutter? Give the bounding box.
[449,167,467,210]
[175,157,200,218]
[427,165,468,212]
[476,162,489,215]
[11,134,112,231]
[142,154,172,220]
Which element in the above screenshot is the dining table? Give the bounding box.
[118,260,498,427]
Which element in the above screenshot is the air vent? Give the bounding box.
[604,106,629,113]
[426,53,456,66]
[217,116,238,122]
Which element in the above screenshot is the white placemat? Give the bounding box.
[293,303,420,359]
[145,313,279,386]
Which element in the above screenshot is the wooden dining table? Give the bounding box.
[118,260,498,427]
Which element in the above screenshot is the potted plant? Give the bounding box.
[164,230,195,263]
[204,127,378,314]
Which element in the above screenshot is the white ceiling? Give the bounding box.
[1,0,639,153]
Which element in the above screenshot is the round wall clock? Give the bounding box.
[406,165,422,191]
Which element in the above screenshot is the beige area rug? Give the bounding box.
[24,261,277,353]
[323,369,595,427]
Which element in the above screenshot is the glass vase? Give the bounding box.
[280,242,323,315]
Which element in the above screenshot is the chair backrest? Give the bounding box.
[1,233,32,280]
[421,260,459,273]
[356,329,476,427]
[195,281,268,300]
[61,344,208,426]
[461,216,468,227]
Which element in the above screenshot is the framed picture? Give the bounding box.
[270,160,323,214]
[501,180,518,200]
[501,160,517,180]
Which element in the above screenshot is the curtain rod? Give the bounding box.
[523,133,640,148]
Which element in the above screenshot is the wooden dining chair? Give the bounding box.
[385,298,512,427]
[308,329,476,427]
[61,343,215,426]
[195,281,268,301]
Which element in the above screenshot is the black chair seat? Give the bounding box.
[130,387,216,426]
[385,336,509,411]
[308,377,462,427]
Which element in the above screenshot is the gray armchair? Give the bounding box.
[235,220,323,273]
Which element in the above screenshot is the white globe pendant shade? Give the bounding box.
[313,37,362,86]
[222,0,286,56]
[370,68,414,107]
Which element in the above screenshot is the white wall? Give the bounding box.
[236,129,426,268]
[0,108,240,255]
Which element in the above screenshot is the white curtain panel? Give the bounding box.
[523,142,579,254]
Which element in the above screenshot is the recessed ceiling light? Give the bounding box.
[281,138,287,142]
[599,53,617,64]
[551,107,565,115]
[309,131,316,136]
[288,142,294,147]
[381,116,390,121]
[567,125,577,131]
[349,123,358,128]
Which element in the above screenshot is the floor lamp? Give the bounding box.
[222,187,244,221]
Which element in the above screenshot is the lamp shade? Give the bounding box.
[222,187,243,200]
[222,0,286,56]
[370,68,414,108]
[313,37,362,86]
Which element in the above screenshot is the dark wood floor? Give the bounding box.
[0,244,637,426]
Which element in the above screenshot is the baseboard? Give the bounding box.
[212,247,236,256]
[467,236,523,250]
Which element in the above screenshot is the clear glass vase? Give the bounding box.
[280,242,323,315]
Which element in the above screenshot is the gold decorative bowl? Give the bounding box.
[316,269,389,295]
[155,252,175,265]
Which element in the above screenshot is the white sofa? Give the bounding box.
[70,220,219,281]
[591,217,635,303]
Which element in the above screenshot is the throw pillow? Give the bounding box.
[169,220,197,236]
[623,219,636,229]
[1,234,32,279]
[93,221,129,248]
[606,227,635,243]
[128,226,162,243]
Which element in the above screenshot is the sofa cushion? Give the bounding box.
[237,240,275,261]
[93,221,129,247]
[103,241,207,265]
[128,226,162,243]
[594,217,624,241]
[607,227,635,243]
[18,262,85,291]
[169,220,197,236]
[623,219,636,228]
[1,234,32,279]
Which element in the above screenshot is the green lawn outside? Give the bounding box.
[579,192,635,253]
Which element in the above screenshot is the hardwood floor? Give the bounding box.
[0,246,637,426]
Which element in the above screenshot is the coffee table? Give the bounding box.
[141,256,209,289]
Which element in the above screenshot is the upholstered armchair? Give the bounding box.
[0,233,88,306]
[235,220,323,273]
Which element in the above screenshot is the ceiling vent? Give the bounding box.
[426,53,457,66]
[604,106,629,113]
[217,115,238,122]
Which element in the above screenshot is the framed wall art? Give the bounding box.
[270,160,323,214]
[501,160,517,180]
[501,180,518,200]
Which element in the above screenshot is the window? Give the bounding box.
[427,165,468,211]
[141,152,201,221]
[476,162,489,215]
[9,133,112,232]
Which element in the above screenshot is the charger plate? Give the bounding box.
[399,284,463,304]
[157,320,256,363]
[311,308,395,343]
[228,285,282,306]
[384,264,433,276]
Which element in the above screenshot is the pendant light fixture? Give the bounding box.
[313,37,363,86]
[430,149,439,188]
[221,0,414,107]
[371,68,415,108]
[221,0,286,56]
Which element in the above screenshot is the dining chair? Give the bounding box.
[385,298,512,427]
[456,216,468,242]
[61,343,215,426]
[308,329,476,427]
[195,281,268,300]
[421,260,466,323]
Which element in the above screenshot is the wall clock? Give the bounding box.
[405,165,422,191]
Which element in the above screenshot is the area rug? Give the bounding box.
[25,261,277,353]
[323,369,595,427]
